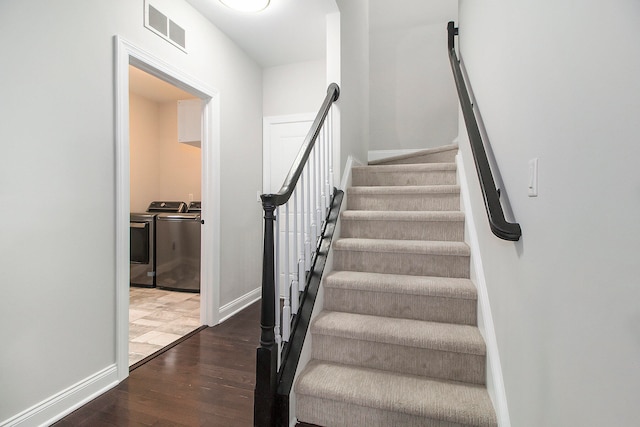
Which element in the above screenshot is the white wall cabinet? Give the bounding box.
[177,99,201,146]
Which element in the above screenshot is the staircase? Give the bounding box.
[294,145,498,427]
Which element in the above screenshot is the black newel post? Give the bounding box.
[254,197,277,427]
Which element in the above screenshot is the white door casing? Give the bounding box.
[114,36,221,381]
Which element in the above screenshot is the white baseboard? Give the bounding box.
[218,287,261,323]
[1,365,118,427]
[367,148,424,163]
[456,153,511,427]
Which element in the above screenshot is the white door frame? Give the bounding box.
[114,36,221,381]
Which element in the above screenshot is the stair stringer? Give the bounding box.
[289,155,364,427]
[456,152,511,427]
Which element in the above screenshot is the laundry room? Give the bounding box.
[128,65,203,367]
[129,66,201,213]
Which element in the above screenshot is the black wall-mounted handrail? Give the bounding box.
[447,21,521,241]
[254,83,340,427]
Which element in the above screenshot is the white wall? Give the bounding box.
[130,92,162,213]
[263,60,327,117]
[369,0,458,151]
[130,94,202,212]
[335,0,370,176]
[0,0,262,423]
[457,0,640,425]
[157,101,202,204]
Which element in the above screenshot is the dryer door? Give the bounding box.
[130,222,150,264]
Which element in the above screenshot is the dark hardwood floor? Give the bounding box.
[54,302,260,427]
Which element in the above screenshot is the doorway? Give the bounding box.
[115,36,221,381]
[128,65,202,367]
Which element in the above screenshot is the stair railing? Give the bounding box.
[447,21,522,241]
[255,83,340,426]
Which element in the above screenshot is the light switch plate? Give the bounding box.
[528,158,538,197]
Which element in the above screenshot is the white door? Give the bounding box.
[263,114,315,300]
[263,114,315,193]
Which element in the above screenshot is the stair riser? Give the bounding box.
[347,193,460,211]
[352,170,456,186]
[312,335,486,384]
[297,395,472,427]
[341,219,464,241]
[324,288,477,325]
[334,250,470,278]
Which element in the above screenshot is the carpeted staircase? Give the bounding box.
[294,145,498,427]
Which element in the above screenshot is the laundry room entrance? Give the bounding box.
[128,65,204,367]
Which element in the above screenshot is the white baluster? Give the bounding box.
[304,161,312,271]
[315,138,322,239]
[309,147,317,252]
[282,201,291,342]
[298,259,305,292]
[328,108,334,197]
[274,206,281,354]
[320,124,328,217]
[323,121,331,212]
[288,193,300,314]
[292,187,299,310]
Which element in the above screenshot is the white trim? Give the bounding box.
[262,113,316,193]
[200,82,222,328]
[114,36,222,384]
[367,148,424,163]
[339,154,364,191]
[0,365,118,427]
[456,153,511,427]
[218,287,261,323]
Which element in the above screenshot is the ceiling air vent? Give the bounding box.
[144,1,186,52]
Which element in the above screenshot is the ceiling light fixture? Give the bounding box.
[219,0,270,13]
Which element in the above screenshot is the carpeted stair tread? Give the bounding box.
[295,360,497,427]
[312,311,485,355]
[323,271,477,324]
[324,271,476,299]
[333,238,470,256]
[353,163,457,186]
[346,185,460,212]
[341,210,465,241]
[353,171,456,187]
[356,163,457,172]
[368,145,459,166]
[333,239,470,278]
[341,210,464,222]
[348,185,460,195]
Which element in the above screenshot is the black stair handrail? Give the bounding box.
[263,83,340,207]
[447,22,521,241]
[254,83,340,427]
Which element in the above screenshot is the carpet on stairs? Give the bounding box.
[294,145,498,427]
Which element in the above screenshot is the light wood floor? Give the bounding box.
[54,302,261,427]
